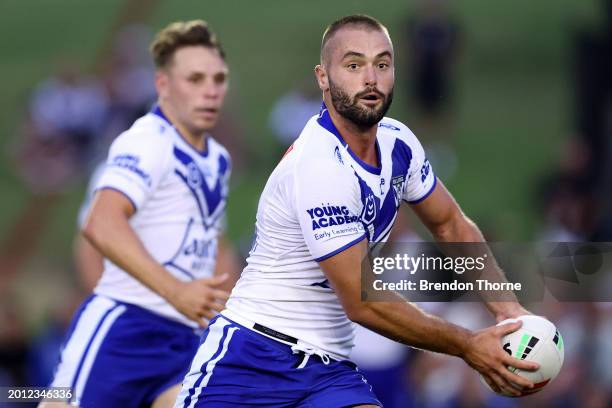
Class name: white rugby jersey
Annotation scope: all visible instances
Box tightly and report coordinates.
[93,106,231,327]
[225,103,436,359]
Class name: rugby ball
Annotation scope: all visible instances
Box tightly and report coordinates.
[481,315,564,396]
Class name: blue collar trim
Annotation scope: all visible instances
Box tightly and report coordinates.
[151,104,209,157]
[316,102,381,175]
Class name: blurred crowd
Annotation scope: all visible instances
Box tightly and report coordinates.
[1,2,612,407]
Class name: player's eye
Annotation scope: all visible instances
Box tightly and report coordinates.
[347,63,359,71]
[188,76,203,84]
[213,73,227,85]
[377,62,389,69]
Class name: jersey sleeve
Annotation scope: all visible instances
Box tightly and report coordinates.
[402,131,437,204]
[214,151,232,233]
[294,159,366,262]
[94,131,171,210]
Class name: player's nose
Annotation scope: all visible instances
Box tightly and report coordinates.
[363,65,378,87]
[202,82,221,99]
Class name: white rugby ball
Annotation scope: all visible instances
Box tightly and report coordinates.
[481,315,564,396]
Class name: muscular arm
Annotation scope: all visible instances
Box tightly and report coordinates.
[214,235,242,292]
[73,233,104,292]
[319,234,538,395]
[410,180,528,321]
[321,239,471,356]
[82,189,181,300]
[82,189,229,324]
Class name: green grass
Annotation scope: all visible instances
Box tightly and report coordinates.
[0,0,601,265]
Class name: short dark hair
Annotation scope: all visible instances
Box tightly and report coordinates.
[320,15,388,63]
[150,20,225,69]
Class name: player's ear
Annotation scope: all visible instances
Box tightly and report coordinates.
[155,70,169,99]
[314,65,328,92]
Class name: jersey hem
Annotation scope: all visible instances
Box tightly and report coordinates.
[313,233,367,262]
[95,186,139,212]
[405,175,437,205]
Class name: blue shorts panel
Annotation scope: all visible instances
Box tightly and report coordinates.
[51,295,200,408]
[176,315,381,408]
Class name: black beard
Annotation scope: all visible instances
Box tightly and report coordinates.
[328,78,393,130]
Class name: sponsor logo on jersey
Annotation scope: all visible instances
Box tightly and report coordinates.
[378,122,401,131]
[334,146,344,165]
[164,218,216,279]
[307,205,360,231]
[110,154,152,186]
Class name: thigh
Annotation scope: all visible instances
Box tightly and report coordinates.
[51,296,199,408]
[298,361,382,408]
[50,296,132,407]
[153,384,181,408]
[175,316,305,408]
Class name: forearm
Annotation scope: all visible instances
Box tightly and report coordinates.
[82,213,180,300]
[433,213,521,318]
[214,237,242,292]
[351,292,471,358]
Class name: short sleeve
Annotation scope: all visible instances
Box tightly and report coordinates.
[294,159,366,262]
[95,131,171,210]
[402,133,437,204]
[77,162,106,228]
[214,152,232,233]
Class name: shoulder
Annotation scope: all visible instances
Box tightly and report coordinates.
[206,136,232,175]
[378,116,428,166]
[378,116,422,148]
[291,116,352,177]
[207,136,231,162]
[110,113,174,154]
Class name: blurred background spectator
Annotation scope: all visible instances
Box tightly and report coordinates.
[403,0,462,181]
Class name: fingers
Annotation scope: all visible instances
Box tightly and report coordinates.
[482,374,502,394]
[502,354,539,372]
[204,273,229,287]
[210,289,230,302]
[186,311,207,328]
[202,308,218,321]
[496,320,522,336]
[498,365,534,390]
[488,370,522,397]
[209,301,226,313]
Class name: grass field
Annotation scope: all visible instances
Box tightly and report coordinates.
[0,0,600,266]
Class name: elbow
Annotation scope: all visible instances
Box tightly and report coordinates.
[431,222,455,242]
[431,212,473,242]
[344,302,373,325]
[81,213,105,248]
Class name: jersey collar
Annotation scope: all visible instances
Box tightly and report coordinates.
[151,104,210,157]
[316,102,381,175]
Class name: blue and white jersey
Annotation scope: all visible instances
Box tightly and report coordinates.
[93,106,231,327]
[225,103,435,359]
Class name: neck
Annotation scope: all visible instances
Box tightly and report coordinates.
[158,100,207,152]
[324,96,378,167]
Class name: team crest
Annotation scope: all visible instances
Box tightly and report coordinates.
[187,162,203,189]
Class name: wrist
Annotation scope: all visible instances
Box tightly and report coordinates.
[159,275,183,304]
[453,327,474,359]
[491,302,528,322]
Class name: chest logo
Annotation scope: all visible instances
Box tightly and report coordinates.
[361,194,377,225]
